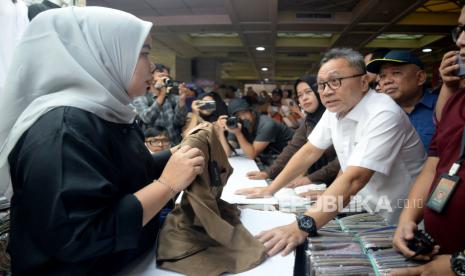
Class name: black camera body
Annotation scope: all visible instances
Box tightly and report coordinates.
[226,117,240,128]
[163,78,180,88]
[407,229,436,255]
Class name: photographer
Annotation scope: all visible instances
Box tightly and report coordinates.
[216,99,294,166]
[132,63,188,145]
[183,91,229,139]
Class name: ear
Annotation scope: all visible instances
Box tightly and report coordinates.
[360,74,370,91]
[417,70,427,86]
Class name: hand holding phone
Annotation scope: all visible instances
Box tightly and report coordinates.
[198,100,216,110]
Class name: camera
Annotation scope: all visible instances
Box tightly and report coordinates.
[226,117,240,128]
[198,100,216,110]
[406,229,436,259]
[456,53,465,77]
[163,77,180,88]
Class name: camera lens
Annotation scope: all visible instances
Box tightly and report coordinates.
[163,78,174,87]
[226,117,238,128]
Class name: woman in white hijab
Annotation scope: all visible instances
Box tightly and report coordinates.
[0,6,204,274]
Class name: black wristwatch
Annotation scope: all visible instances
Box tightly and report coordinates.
[296,214,317,237]
[451,250,465,276]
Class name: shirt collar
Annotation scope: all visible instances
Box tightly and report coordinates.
[342,89,374,122]
[416,88,436,109]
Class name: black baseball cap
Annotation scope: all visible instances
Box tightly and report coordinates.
[366,50,424,74]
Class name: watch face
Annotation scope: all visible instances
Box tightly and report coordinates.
[298,215,314,234]
[454,258,465,275]
[300,216,313,229]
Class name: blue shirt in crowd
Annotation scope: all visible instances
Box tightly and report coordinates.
[407,88,438,150]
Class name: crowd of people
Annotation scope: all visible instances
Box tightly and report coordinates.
[0,2,464,275]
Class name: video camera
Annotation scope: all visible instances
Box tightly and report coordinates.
[163,77,181,88]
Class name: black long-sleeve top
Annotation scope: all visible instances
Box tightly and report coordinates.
[8,107,170,275]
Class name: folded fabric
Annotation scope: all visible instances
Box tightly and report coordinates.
[156,123,267,276]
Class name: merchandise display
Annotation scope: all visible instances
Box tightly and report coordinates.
[305,214,428,276]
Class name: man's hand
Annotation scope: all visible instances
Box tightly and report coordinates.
[235,186,273,198]
[178,83,187,107]
[440,51,462,89]
[390,254,454,276]
[256,221,307,256]
[393,221,440,261]
[246,170,269,180]
[286,175,311,188]
[226,122,242,135]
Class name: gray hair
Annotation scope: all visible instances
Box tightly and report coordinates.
[320,48,366,74]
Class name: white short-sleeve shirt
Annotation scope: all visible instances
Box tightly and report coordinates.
[309,90,426,223]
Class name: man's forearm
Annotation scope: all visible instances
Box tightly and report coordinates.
[305,166,373,229]
[436,85,456,122]
[235,132,257,159]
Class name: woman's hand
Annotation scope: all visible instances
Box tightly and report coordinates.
[191,100,201,115]
[160,145,205,192]
[235,186,273,198]
[297,189,324,200]
[246,170,269,180]
[439,51,462,89]
[286,175,310,188]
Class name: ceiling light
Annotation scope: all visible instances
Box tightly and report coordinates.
[261,67,268,71]
[256,46,265,51]
[422,48,432,53]
[264,78,269,82]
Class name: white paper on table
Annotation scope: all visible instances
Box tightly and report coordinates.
[119,209,296,276]
[221,156,278,205]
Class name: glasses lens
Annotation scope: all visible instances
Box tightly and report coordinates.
[329,79,341,90]
[452,26,463,42]
[146,139,169,146]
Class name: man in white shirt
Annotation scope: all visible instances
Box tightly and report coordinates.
[236,48,426,256]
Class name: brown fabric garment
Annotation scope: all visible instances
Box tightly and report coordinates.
[156,123,267,276]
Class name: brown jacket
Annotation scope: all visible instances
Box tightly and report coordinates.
[264,117,340,183]
[156,123,267,276]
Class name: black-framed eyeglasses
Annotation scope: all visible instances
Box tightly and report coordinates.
[145,139,170,147]
[317,73,365,93]
[452,25,465,43]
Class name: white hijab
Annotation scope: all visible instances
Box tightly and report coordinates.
[0,6,153,198]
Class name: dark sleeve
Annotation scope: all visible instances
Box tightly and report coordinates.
[428,127,440,157]
[308,158,341,184]
[265,122,307,178]
[150,149,172,179]
[12,123,144,263]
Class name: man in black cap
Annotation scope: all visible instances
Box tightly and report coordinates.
[367,50,438,149]
[216,98,294,166]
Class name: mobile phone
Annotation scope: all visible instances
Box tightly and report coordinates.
[456,53,465,77]
[198,100,216,110]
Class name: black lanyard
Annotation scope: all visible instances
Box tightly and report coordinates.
[449,127,465,176]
